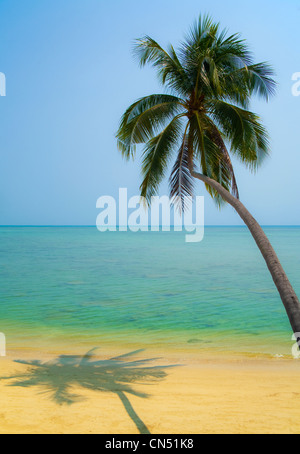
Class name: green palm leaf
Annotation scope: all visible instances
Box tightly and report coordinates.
[140,115,184,203]
[117,94,183,159]
[209,99,269,169]
[169,125,195,212]
[134,37,191,95]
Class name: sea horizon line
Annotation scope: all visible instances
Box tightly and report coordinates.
[1,225,300,228]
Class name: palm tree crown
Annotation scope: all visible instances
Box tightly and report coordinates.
[116,15,276,208]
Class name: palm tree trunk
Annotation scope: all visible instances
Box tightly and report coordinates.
[190,168,300,347]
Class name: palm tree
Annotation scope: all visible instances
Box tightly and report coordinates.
[116,15,300,345]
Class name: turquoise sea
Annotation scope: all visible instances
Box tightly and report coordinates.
[0,227,299,357]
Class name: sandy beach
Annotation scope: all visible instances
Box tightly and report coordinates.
[1,347,300,434]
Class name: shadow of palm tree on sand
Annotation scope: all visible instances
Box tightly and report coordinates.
[0,348,174,434]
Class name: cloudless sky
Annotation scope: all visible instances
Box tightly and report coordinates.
[0,0,299,225]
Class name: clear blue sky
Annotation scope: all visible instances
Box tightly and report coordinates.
[0,0,299,225]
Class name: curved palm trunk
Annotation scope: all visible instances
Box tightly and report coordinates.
[190,169,300,347]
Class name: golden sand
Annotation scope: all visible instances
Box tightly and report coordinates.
[0,347,300,434]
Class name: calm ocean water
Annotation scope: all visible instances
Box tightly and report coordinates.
[0,227,299,357]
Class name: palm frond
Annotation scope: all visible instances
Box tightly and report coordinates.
[140,115,184,203]
[245,63,276,100]
[134,37,191,95]
[169,125,194,212]
[220,63,276,107]
[190,113,208,175]
[190,114,239,205]
[209,99,270,170]
[206,121,239,198]
[116,94,183,159]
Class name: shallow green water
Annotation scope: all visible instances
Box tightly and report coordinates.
[0,227,299,356]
